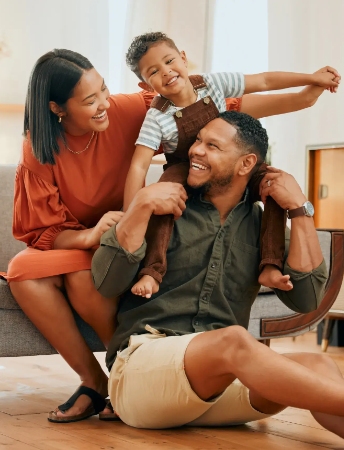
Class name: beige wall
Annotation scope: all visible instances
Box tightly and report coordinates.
[0,0,110,105]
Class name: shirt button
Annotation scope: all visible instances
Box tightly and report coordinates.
[195,321,199,326]
[211,263,216,268]
[203,295,207,301]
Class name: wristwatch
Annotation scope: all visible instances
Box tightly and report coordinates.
[287,201,314,219]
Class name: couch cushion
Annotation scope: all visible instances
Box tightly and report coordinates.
[0,165,26,272]
[0,279,20,309]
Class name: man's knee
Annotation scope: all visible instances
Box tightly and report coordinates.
[213,325,254,369]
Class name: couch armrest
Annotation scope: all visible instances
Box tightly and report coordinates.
[260,229,344,338]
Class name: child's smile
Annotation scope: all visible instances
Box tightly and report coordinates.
[138,42,196,106]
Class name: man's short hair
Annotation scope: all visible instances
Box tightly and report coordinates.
[218,111,268,164]
[126,32,179,81]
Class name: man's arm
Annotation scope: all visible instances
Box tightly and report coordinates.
[92,182,187,297]
[259,168,327,312]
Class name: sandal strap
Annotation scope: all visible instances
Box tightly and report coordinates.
[104,399,114,413]
[58,386,106,414]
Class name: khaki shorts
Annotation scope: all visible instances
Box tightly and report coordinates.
[108,327,272,429]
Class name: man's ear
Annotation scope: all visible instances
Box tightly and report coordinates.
[238,153,257,176]
[138,81,154,92]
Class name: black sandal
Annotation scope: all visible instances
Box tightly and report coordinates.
[98,399,121,421]
[48,386,106,423]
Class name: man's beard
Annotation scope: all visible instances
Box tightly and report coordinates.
[187,172,234,197]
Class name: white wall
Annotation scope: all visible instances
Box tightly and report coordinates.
[266,0,344,190]
[211,0,268,74]
[120,0,216,93]
[0,0,110,104]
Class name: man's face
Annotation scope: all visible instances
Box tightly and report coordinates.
[187,118,243,194]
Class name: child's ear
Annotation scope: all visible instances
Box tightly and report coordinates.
[138,81,154,92]
[180,50,188,67]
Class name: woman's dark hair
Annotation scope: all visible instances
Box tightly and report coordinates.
[24,49,93,164]
[126,32,179,81]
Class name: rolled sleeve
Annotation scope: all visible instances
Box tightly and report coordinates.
[135,111,162,151]
[275,259,328,313]
[92,225,147,298]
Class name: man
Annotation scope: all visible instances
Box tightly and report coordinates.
[92,111,344,438]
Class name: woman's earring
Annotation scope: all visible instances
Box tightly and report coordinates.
[58,116,62,123]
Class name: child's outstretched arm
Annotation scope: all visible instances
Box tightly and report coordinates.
[123,145,155,211]
[244,65,340,95]
[241,84,324,119]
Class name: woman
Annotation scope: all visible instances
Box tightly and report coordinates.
[7,48,330,423]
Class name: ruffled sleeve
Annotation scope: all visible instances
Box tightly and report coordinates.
[13,138,86,250]
[140,89,156,112]
[225,97,242,112]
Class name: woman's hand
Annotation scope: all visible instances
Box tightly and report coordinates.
[86,211,124,247]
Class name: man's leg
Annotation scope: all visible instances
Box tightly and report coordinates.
[184,326,344,436]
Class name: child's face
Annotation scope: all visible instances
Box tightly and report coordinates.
[138,42,189,98]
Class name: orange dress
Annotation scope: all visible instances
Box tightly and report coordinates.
[6,95,241,283]
[6,92,154,282]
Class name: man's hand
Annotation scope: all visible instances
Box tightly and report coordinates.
[312,66,341,92]
[259,167,306,210]
[116,182,188,254]
[134,182,188,220]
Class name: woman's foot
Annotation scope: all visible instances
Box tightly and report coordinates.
[48,376,108,422]
[258,264,293,291]
[131,275,159,298]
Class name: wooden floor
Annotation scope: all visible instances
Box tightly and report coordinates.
[1,333,344,449]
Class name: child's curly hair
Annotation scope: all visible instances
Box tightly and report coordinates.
[126,32,179,81]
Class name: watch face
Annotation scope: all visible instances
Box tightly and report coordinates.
[304,201,314,217]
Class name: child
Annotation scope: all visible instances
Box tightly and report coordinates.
[124,31,339,298]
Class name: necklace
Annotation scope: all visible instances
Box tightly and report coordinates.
[170,88,198,107]
[65,131,95,154]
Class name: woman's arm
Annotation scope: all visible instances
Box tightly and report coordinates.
[123,144,155,211]
[53,210,124,250]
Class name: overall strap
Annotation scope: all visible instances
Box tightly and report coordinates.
[150,75,207,112]
[189,75,207,90]
[150,95,171,113]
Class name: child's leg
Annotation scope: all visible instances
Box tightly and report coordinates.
[132,162,189,298]
[248,164,290,290]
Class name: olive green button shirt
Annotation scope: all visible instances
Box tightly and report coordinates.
[92,193,327,370]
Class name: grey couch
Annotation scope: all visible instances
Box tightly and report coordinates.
[1,164,343,357]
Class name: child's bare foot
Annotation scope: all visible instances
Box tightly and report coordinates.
[131,275,160,298]
[258,264,293,291]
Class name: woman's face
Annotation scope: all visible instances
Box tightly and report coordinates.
[62,68,110,135]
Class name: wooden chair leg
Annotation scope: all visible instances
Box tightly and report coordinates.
[321,318,335,352]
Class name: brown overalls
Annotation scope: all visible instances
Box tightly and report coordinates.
[139,75,286,284]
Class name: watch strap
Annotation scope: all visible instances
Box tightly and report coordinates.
[287,205,306,219]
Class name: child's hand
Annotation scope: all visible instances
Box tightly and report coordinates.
[312,66,341,92]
